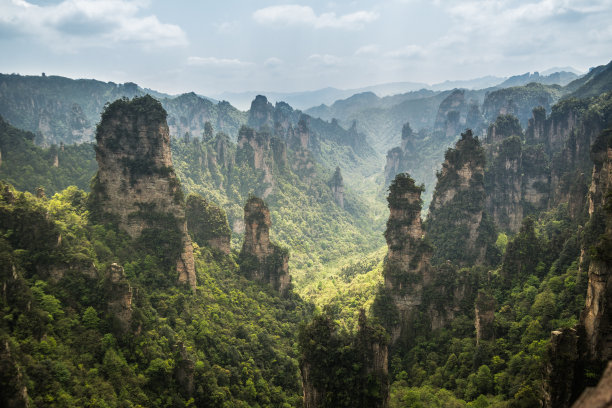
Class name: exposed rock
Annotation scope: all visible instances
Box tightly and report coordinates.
[174,341,195,399]
[329,167,344,209]
[581,129,612,362]
[381,173,432,343]
[248,95,275,131]
[287,119,316,178]
[572,361,612,408]
[90,95,196,291]
[427,130,498,265]
[525,106,547,145]
[300,310,389,408]
[544,328,579,408]
[545,129,612,407]
[434,90,466,139]
[384,123,418,186]
[186,194,231,255]
[239,196,290,294]
[486,135,524,232]
[475,291,496,345]
[0,339,29,408]
[106,263,133,333]
[236,125,287,198]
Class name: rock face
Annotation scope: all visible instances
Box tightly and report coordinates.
[0,339,30,408]
[236,125,287,198]
[484,113,551,233]
[384,123,418,186]
[545,129,612,408]
[434,89,467,139]
[475,291,496,345]
[106,263,133,333]
[239,196,290,294]
[300,310,389,408]
[427,130,498,266]
[581,129,612,362]
[544,328,580,408]
[571,361,612,408]
[381,173,432,342]
[185,194,231,255]
[482,82,558,127]
[287,119,316,178]
[90,95,196,291]
[329,167,344,209]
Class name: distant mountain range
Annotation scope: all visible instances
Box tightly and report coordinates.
[215,69,582,110]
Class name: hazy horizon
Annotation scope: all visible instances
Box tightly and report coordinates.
[1,0,610,97]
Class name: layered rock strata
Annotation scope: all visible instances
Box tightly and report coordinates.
[90,95,196,290]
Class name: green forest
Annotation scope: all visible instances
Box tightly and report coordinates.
[1,58,612,408]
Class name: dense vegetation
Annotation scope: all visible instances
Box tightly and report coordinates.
[0,182,311,407]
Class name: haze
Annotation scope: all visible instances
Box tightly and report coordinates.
[1,0,611,98]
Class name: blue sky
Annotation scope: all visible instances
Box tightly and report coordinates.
[1,0,611,97]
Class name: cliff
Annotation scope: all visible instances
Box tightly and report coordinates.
[581,128,612,362]
[89,95,196,291]
[236,125,287,198]
[434,89,466,139]
[482,82,561,127]
[426,130,498,266]
[378,173,432,342]
[484,113,551,233]
[545,128,612,408]
[299,310,389,408]
[239,196,290,294]
[186,194,231,254]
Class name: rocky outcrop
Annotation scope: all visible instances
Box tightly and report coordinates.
[545,129,612,408]
[427,130,498,265]
[384,123,417,185]
[248,95,276,131]
[581,128,612,362]
[571,361,612,408]
[544,328,580,408]
[90,95,196,291]
[186,194,231,255]
[239,196,290,294]
[482,82,558,127]
[287,119,316,178]
[381,173,432,342]
[106,263,133,333]
[236,125,287,198]
[300,310,389,408]
[475,291,496,345]
[434,89,466,139]
[484,113,552,232]
[0,339,29,408]
[329,167,344,209]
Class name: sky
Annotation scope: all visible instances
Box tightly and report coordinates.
[1,0,611,97]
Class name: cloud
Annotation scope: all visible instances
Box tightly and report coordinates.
[253,5,378,29]
[307,54,342,66]
[264,57,283,67]
[0,0,187,50]
[187,56,253,68]
[355,44,380,55]
[215,21,238,34]
[384,45,424,58]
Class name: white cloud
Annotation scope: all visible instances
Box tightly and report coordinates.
[264,57,283,67]
[187,56,253,68]
[355,44,380,55]
[0,0,187,50]
[253,5,378,30]
[384,45,424,58]
[215,21,238,34]
[307,54,342,66]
